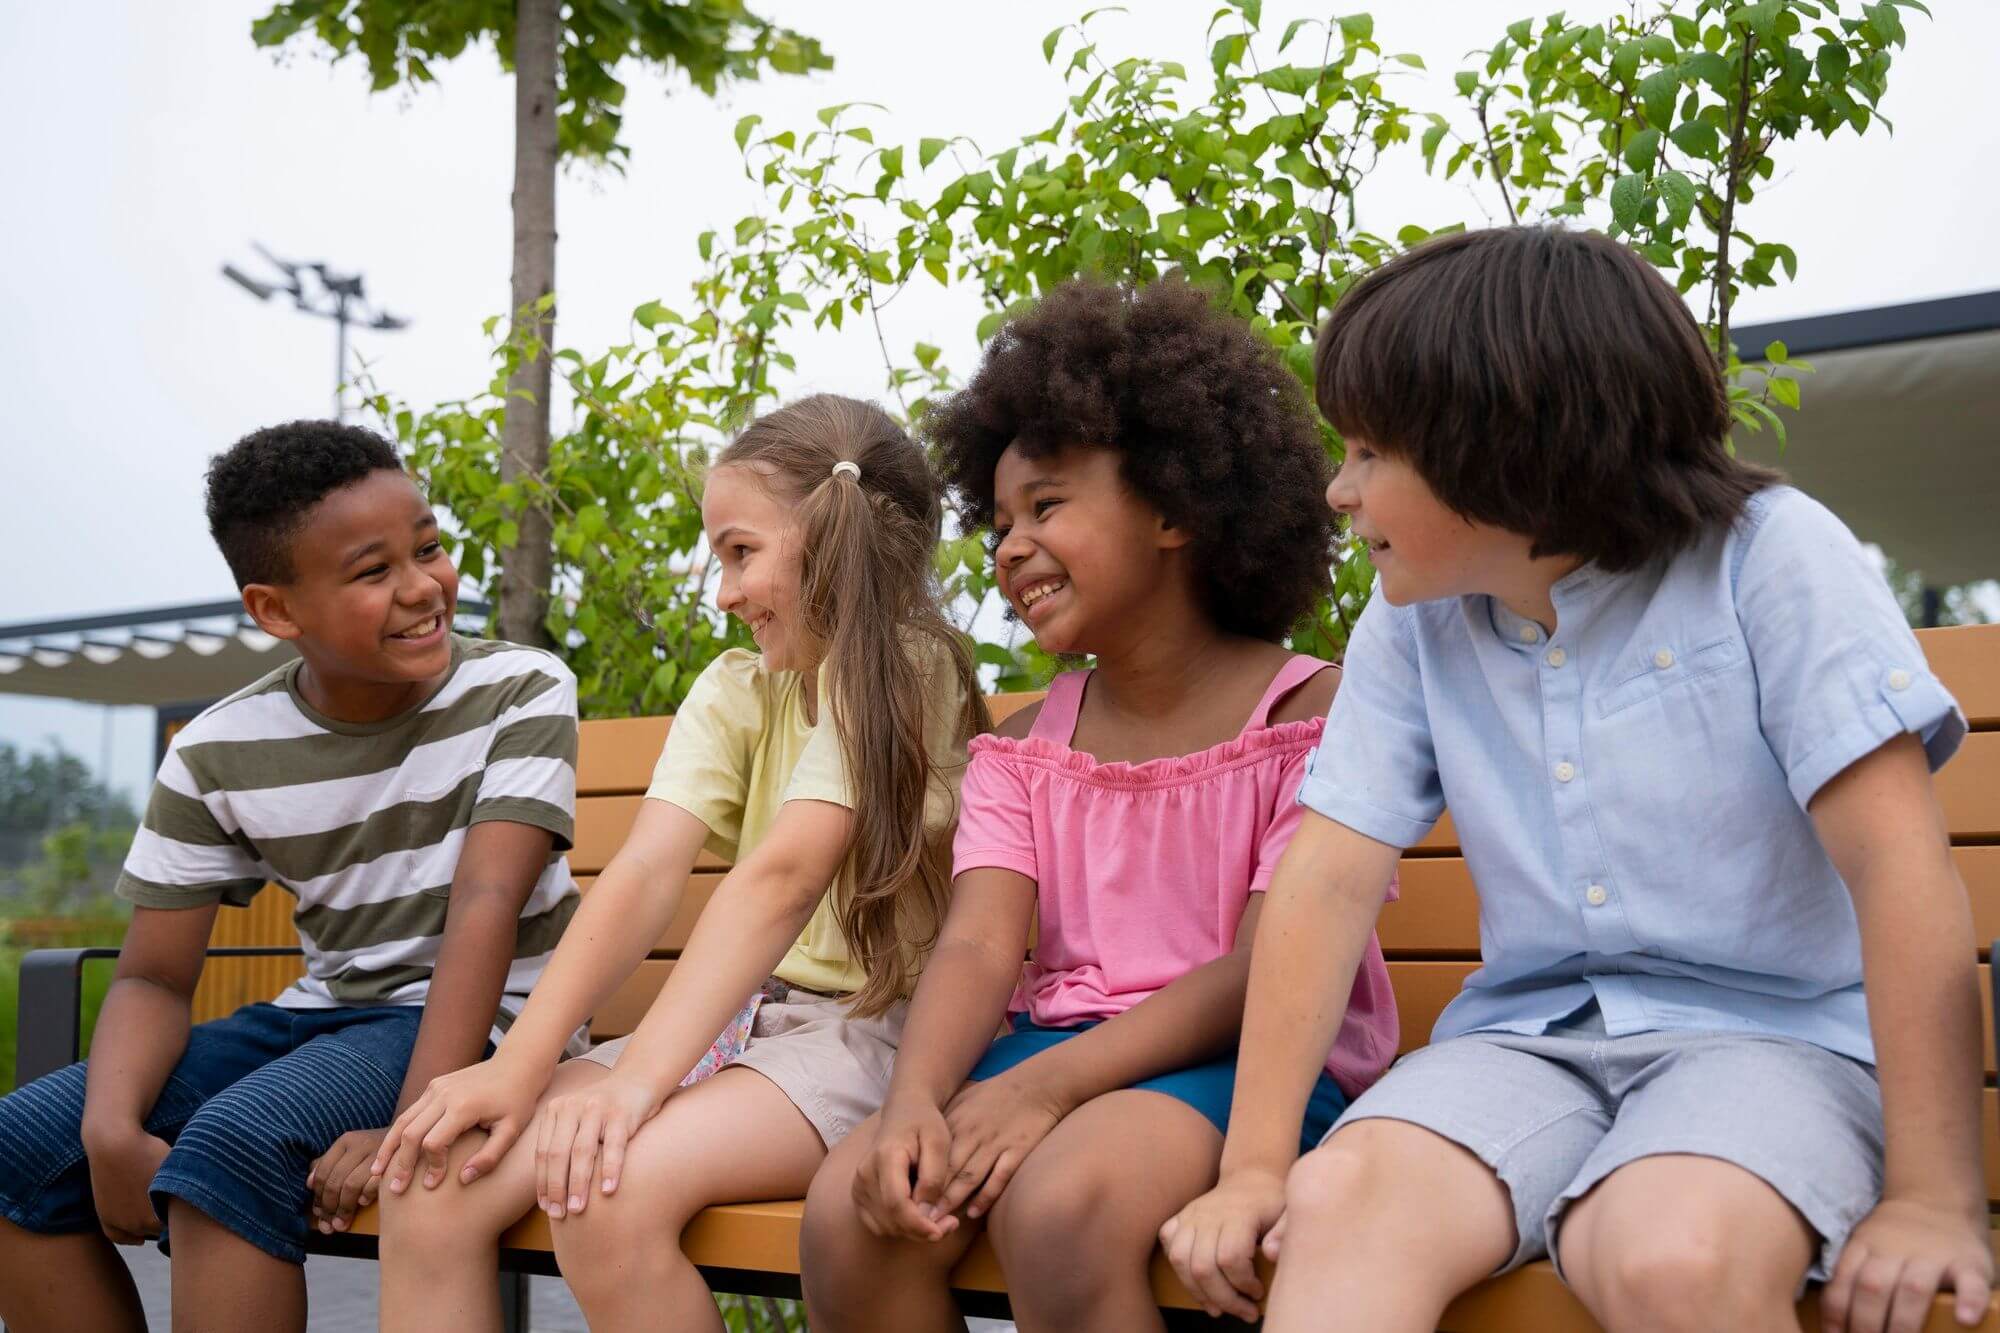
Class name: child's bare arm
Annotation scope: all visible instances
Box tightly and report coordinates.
[857,866,1035,1239]
[1162,812,1400,1320]
[375,799,707,1190]
[79,903,218,1240]
[1810,733,1993,1330]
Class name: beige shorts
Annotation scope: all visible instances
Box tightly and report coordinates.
[574,992,906,1149]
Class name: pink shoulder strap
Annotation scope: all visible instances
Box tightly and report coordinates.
[1245,654,1335,733]
[1029,669,1091,745]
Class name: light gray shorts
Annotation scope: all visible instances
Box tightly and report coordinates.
[1327,1008,1884,1281]
[575,993,906,1150]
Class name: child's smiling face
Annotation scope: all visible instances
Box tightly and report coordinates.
[991,442,1188,656]
[245,469,460,715]
[1327,439,1541,608]
[704,463,813,672]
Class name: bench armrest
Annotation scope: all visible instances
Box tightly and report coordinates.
[15,946,306,1089]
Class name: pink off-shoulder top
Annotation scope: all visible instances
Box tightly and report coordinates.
[951,655,1401,1098]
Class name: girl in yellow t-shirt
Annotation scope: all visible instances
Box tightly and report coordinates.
[369,394,987,1331]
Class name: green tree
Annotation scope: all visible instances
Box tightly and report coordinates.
[379,0,1928,714]
[0,741,135,869]
[251,0,829,647]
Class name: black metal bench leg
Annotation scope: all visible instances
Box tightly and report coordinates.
[499,1271,530,1333]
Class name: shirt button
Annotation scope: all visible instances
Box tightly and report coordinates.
[1888,669,1912,691]
[1653,649,1675,669]
[1545,648,1567,668]
[1554,761,1576,783]
[1519,624,1541,644]
[1585,884,1608,907]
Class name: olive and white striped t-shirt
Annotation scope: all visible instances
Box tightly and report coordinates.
[117,636,583,1049]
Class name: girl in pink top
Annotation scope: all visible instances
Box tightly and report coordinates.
[802,279,1399,1333]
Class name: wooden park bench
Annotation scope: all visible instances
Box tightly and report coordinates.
[15,622,2000,1329]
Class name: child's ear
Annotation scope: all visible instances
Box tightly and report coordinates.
[1156,516,1193,551]
[242,585,303,641]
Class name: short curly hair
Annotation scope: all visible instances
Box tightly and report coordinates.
[929,278,1335,642]
[205,419,406,587]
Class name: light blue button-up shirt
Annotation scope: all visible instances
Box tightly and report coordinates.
[1298,487,1965,1064]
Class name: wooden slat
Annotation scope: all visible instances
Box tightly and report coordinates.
[190,884,306,1023]
[572,795,729,877]
[343,1199,2000,1328]
[1922,624,2000,730]
[591,959,676,1038]
[1942,732,2000,841]
[987,691,1046,727]
[576,716,673,795]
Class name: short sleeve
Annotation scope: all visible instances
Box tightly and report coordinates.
[1250,745,1313,892]
[783,689,855,811]
[117,743,266,910]
[1296,591,1444,848]
[473,657,579,850]
[951,746,1039,882]
[645,651,766,857]
[1734,489,1966,809]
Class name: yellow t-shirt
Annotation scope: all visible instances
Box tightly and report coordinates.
[644,647,969,996]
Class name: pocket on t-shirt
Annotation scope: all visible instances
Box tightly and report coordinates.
[1595,636,1747,718]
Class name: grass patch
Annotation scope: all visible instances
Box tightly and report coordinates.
[1,932,126,1092]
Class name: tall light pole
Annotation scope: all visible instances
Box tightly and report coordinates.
[222,244,410,421]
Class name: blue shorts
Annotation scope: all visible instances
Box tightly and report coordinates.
[969,1017,1349,1153]
[0,1002,424,1264]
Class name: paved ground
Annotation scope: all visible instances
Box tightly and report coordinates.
[126,1245,1016,1330]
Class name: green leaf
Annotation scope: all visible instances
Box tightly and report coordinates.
[633,299,669,328]
[1769,374,1801,409]
[1609,172,1645,229]
[1043,25,1064,63]
[733,114,761,150]
[1764,339,1790,363]
[1638,69,1680,127]
[1669,120,1721,159]
[1624,127,1662,173]
[1506,18,1533,46]
[1657,169,1697,224]
[919,137,948,169]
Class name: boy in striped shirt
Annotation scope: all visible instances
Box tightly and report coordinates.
[0,421,582,1333]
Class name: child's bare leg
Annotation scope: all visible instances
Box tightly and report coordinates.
[378,1059,609,1333]
[1558,1154,1813,1333]
[799,1114,979,1333]
[986,1090,1225,1333]
[551,1067,827,1333]
[166,1201,306,1333]
[1264,1119,1518,1333]
[0,1219,146,1333]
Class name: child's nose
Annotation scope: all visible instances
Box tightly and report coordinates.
[1326,470,1357,514]
[995,529,1034,568]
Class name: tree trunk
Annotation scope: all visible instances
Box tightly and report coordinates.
[498,0,559,648]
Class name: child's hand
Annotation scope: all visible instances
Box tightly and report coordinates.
[308,1128,386,1234]
[1159,1167,1287,1323]
[82,1125,171,1245]
[1821,1193,1994,1333]
[373,1056,543,1195]
[934,1071,1069,1221]
[533,1073,665,1219]
[854,1095,956,1242]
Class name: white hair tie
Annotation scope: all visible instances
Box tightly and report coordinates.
[831,461,861,482]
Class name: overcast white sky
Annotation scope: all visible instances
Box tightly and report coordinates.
[4,0,1997,805]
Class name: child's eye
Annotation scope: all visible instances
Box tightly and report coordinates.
[733,544,752,560]
[358,565,389,580]
[1033,498,1060,518]
[418,542,443,558]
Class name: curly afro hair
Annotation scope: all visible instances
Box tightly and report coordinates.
[205,419,406,588]
[929,278,1335,642]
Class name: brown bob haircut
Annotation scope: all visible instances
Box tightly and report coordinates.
[1315,226,1780,572]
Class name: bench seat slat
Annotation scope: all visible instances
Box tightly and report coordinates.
[1926,625,2000,731]
[336,1199,2000,1327]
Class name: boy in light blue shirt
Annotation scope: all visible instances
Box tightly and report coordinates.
[1163,227,1990,1333]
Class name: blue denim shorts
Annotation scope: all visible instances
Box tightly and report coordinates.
[0,1002,423,1264]
[969,1016,1349,1153]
